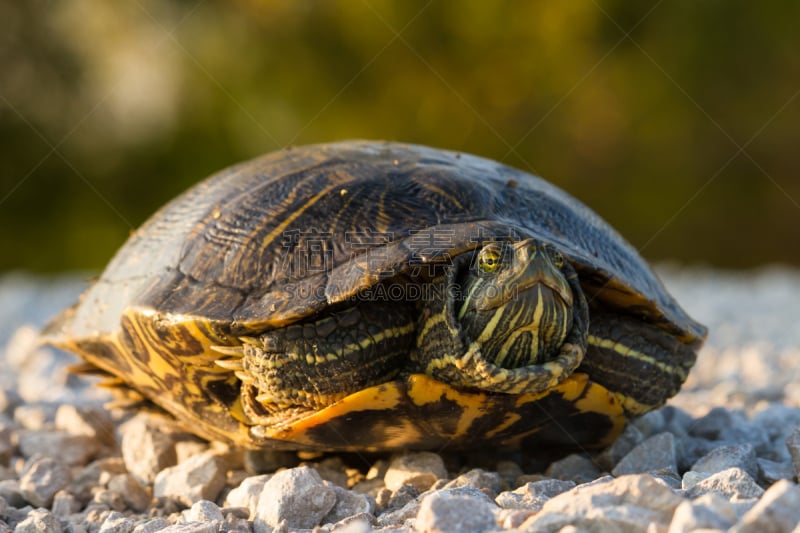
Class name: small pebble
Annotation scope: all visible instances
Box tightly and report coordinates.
[185,500,224,522]
[612,432,678,476]
[692,443,758,480]
[0,479,25,507]
[385,483,419,510]
[54,404,115,445]
[415,488,497,533]
[686,467,765,500]
[224,474,271,517]
[384,452,448,492]
[13,508,60,533]
[120,414,179,485]
[730,479,800,532]
[17,430,98,467]
[495,478,575,511]
[153,452,227,506]
[254,465,336,530]
[689,406,737,440]
[329,513,373,533]
[322,485,372,524]
[107,473,151,512]
[442,469,503,497]
[12,405,53,431]
[522,474,682,532]
[720,423,772,455]
[51,489,81,517]
[98,511,136,533]
[375,495,421,528]
[18,455,71,508]
[69,458,127,503]
[681,470,711,490]
[668,492,737,533]
[757,457,794,485]
[544,453,601,484]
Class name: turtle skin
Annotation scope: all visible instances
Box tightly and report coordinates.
[44,141,706,451]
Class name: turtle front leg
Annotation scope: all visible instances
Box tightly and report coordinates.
[580,308,699,415]
[236,300,416,424]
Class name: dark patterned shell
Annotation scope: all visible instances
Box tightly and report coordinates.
[57,141,705,344]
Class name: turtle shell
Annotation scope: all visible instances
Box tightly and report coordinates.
[46,141,706,451]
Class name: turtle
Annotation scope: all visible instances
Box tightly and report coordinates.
[44,140,706,452]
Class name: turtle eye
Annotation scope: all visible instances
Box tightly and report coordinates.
[478,245,503,273]
[552,250,565,268]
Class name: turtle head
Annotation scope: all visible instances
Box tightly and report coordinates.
[456,239,575,369]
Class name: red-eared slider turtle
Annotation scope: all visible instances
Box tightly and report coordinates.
[45,141,706,451]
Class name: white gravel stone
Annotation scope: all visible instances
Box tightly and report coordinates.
[681,469,711,490]
[5,255,800,531]
[12,508,60,533]
[107,473,151,513]
[689,406,737,440]
[185,499,224,522]
[224,474,271,518]
[382,483,419,511]
[0,479,25,508]
[153,452,227,507]
[120,413,179,485]
[415,488,497,533]
[692,443,758,480]
[757,457,794,485]
[54,404,115,445]
[544,453,601,484]
[495,479,575,511]
[51,489,81,517]
[730,479,800,532]
[376,497,420,528]
[254,465,336,530]
[384,452,448,492]
[322,485,373,525]
[98,511,136,533]
[612,432,678,476]
[522,474,683,532]
[18,455,71,508]
[17,430,98,467]
[442,469,502,498]
[686,467,765,500]
[69,457,127,502]
[12,405,54,431]
[668,492,737,533]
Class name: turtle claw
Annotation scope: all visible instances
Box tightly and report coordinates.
[210,345,244,357]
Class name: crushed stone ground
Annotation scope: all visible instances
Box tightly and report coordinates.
[1,267,800,532]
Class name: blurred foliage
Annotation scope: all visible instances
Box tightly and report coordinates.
[1,0,798,272]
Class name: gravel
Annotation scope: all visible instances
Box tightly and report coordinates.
[1,266,800,532]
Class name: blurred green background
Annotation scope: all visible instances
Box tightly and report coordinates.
[1,0,798,273]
